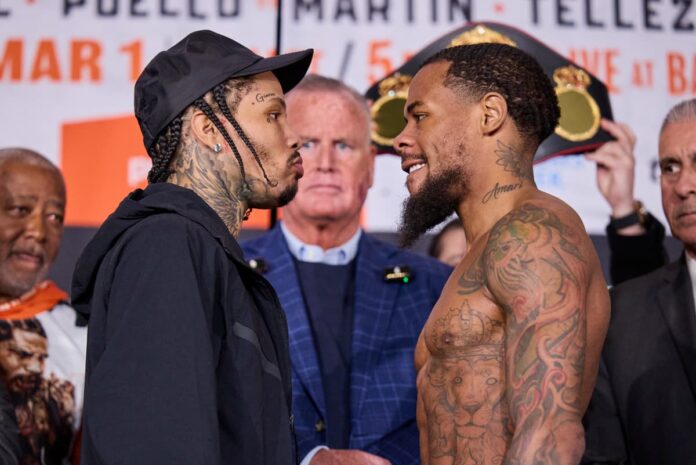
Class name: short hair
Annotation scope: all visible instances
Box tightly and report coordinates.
[291,74,370,117]
[660,98,696,134]
[289,74,371,143]
[0,319,47,343]
[0,148,64,190]
[422,43,560,149]
[0,148,59,172]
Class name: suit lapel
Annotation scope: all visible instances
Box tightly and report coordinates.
[261,226,326,416]
[350,235,400,424]
[657,257,696,399]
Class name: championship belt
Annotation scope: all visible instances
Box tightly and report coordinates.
[365,22,614,163]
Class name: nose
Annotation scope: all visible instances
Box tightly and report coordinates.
[675,165,696,198]
[24,211,47,243]
[26,355,43,375]
[286,124,300,152]
[316,142,336,172]
[393,125,415,157]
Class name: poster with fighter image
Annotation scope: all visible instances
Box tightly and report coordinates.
[1,0,695,233]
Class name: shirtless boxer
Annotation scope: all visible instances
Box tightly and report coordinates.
[394,44,610,465]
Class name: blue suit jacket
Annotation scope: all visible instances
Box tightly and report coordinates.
[242,225,451,465]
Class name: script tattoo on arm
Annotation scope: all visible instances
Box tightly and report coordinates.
[483,203,587,465]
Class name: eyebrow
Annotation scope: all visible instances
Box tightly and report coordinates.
[405,100,424,116]
[266,96,286,110]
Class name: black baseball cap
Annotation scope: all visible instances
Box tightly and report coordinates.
[135,30,313,151]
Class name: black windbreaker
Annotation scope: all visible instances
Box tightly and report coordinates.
[72,183,295,465]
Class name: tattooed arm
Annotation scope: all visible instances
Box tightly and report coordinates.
[484,203,588,465]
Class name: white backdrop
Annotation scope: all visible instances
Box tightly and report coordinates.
[1,0,695,232]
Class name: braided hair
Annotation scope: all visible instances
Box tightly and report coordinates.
[212,84,275,186]
[146,77,276,186]
[147,115,182,183]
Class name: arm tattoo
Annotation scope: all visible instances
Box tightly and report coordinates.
[483,203,587,465]
[494,140,534,182]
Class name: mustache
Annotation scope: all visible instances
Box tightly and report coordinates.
[10,246,46,264]
[674,201,696,218]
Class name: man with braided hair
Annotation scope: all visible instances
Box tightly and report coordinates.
[393,44,610,465]
[71,30,312,465]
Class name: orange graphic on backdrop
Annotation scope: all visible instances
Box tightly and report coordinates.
[61,115,270,229]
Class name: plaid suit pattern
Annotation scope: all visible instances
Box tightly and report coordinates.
[242,225,451,465]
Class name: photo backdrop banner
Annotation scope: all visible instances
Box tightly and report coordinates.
[1,0,694,233]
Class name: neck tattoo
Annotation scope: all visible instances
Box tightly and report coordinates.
[482,181,523,204]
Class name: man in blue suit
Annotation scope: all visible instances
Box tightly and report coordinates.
[242,75,451,465]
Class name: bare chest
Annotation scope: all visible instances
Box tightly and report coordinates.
[422,255,505,359]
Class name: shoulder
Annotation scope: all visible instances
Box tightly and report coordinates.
[482,198,594,304]
[123,213,217,251]
[108,214,227,277]
[484,198,588,262]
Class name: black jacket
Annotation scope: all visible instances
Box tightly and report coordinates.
[583,257,696,465]
[72,184,295,465]
[606,213,669,285]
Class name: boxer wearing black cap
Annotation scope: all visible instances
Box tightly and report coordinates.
[394,44,610,465]
[71,30,312,465]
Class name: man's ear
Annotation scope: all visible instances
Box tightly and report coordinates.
[480,92,508,136]
[190,108,222,150]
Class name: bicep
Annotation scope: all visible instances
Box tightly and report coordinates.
[484,204,588,438]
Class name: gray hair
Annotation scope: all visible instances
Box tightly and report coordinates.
[0,148,64,190]
[289,75,371,142]
[0,147,59,171]
[660,98,696,134]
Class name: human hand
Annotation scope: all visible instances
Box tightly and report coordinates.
[310,449,391,465]
[585,119,637,218]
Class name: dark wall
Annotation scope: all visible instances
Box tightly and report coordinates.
[49,226,684,296]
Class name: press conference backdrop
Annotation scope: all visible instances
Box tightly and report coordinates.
[0,1,694,288]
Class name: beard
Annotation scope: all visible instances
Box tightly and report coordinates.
[398,168,468,247]
[276,180,298,207]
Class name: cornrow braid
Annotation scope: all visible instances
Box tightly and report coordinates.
[147,115,182,183]
[212,84,276,187]
[192,98,247,182]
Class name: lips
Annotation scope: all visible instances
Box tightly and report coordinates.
[289,153,304,178]
[401,155,428,175]
[9,249,44,271]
